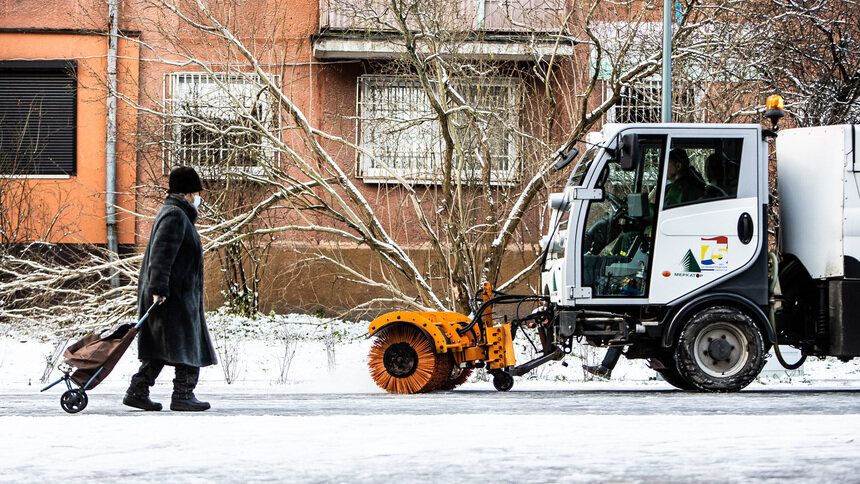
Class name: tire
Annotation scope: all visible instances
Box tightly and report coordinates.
[674,306,765,392]
[60,389,88,414]
[650,357,697,391]
[656,366,697,391]
[492,371,514,392]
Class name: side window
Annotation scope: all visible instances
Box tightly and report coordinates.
[663,138,743,208]
[581,135,664,297]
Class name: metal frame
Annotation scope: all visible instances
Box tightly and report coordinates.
[356,74,521,185]
[162,71,281,178]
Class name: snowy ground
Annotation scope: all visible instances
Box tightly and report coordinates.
[1,313,860,482]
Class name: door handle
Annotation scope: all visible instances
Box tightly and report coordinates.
[738,212,753,244]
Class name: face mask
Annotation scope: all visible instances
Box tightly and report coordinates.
[192,194,202,209]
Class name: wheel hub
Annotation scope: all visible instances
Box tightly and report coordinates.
[707,337,733,361]
[383,342,419,378]
[693,323,749,378]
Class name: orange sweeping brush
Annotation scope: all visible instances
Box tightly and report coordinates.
[438,367,472,391]
[368,325,451,394]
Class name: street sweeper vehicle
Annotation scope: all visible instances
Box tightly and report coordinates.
[366,96,860,393]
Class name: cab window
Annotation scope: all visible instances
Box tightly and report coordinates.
[663,138,743,209]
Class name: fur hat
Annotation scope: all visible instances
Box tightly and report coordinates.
[167,166,203,194]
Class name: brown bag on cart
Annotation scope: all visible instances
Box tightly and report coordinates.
[63,323,139,390]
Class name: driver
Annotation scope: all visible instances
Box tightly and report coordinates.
[664,149,706,207]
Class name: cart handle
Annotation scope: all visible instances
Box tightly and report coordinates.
[135,297,165,329]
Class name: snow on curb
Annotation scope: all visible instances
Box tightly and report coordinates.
[1,310,859,392]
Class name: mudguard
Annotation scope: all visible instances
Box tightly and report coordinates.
[368,311,473,353]
[662,292,776,348]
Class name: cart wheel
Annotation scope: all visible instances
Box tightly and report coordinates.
[492,371,514,392]
[60,389,88,414]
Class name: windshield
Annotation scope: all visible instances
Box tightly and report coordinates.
[565,146,601,188]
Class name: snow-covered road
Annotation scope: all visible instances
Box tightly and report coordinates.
[3,386,860,417]
[2,386,859,483]
[2,333,859,482]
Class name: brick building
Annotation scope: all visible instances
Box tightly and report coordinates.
[1,0,684,313]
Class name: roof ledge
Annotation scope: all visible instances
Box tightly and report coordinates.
[312,34,574,61]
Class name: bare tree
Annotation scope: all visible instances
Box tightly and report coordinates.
[2,0,792,327]
[753,0,859,126]
[119,0,728,317]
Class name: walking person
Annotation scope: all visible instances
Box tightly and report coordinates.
[124,167,217,412]
[583,347,623,379]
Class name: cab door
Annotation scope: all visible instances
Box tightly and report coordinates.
[572,134,665,304]
[648,127,762,304]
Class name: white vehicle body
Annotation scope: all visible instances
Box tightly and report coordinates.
[777,125,860,279]
[535,122,859,392]
[542,123,768,308]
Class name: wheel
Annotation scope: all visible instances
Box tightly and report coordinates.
[649,357,697,391]
[368,325,451,394]
[655,366,698,391]
[674,306,766,392]
[438,366,473,391]
[60,389,88,414]
[492,371,514,392]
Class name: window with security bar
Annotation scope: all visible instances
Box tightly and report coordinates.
[357,75,519,184]
[607,81,698,123]
[164,72,277,177]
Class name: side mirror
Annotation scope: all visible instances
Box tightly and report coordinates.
[554,148,579,172]
[618,133,639,171]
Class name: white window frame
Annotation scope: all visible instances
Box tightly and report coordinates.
[163,71,279,178]
[356,74,520,185]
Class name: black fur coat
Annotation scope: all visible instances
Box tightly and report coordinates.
[137,195,217,367]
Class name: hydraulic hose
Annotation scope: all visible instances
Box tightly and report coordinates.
[457,293,549,337]
[768,251,807,370]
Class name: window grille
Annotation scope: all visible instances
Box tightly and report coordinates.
[607,81,662,123]
[164,72,277,177]
[607,81,699,124]
[357,75,519,184]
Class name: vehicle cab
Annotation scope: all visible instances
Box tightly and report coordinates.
[542,123,769,315]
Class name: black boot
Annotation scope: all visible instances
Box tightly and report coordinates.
[124,360,164,411]
[583,364,612,379]
[123,394,163,411]
[171,365,210,412]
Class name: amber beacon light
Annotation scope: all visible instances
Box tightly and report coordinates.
[764,94,785,130]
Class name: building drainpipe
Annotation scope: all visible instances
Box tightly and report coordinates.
[106,0,120,287]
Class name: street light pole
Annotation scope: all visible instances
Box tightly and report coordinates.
[661,0,672,123]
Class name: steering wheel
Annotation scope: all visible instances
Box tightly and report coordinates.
[605,192,626,216]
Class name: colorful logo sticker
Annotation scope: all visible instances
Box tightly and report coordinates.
[675,250,703,278]
[681,250,701,272]
[700,236,729,271]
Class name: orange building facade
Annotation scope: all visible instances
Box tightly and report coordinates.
[1,0,660,312]
[1,1,141,245]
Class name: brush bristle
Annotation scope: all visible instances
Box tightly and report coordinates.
[368,325,439,394]
[438,367,472,391]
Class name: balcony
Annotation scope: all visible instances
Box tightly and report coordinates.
[320,0,566,32]
[314,0,573,61]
